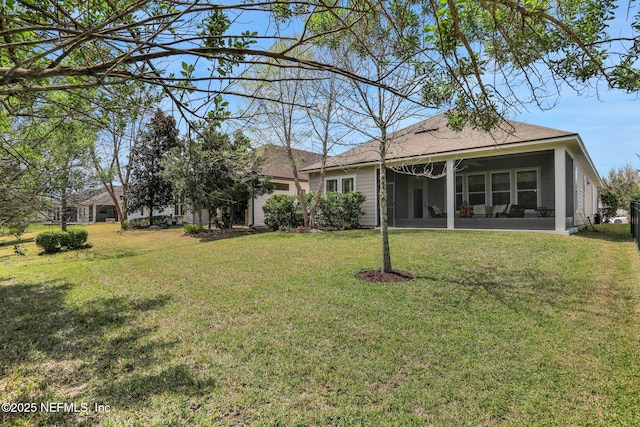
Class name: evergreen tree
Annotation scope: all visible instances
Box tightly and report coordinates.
[127,110,179,225]
[163,121,269,229]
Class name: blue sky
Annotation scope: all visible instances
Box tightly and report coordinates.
[181,4,640,178]
[511,88,639,177]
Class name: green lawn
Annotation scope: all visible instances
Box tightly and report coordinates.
[1,224,639,426]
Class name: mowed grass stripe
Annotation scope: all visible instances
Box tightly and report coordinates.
[0,223,638,426]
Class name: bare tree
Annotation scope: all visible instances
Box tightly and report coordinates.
[90,86,160,229]
[242,42,316,227]
[311,1,432,273]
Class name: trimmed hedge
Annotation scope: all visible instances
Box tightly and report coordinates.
[183,224,203,234]
[35,229,89,253]
[316,192,366,230]
[263,194,308,231]
[263,192,366,231]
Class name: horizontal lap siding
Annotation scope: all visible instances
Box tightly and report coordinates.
[309,167,378,227]
[573,165,596,227]
[252,179,303,227]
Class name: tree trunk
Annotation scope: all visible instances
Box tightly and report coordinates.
[308,128,329,229]
[149,203,154,226]
[379,160,392,273]
[60,193,68,232]
[285,146,309,228]
[105,183,127,230]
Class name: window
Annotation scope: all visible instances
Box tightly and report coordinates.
[456,175,463,208]
[491,172,511,205]
[516,170,538,209]
[325,176,355,194]
[274,182,290,191]
[467,174,486,205]
[341,177,354,193]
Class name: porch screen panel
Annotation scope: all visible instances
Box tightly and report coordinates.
[456,176,463,208]
[491,172,511,205]
[467,174,486,205]
[517,170,537,209]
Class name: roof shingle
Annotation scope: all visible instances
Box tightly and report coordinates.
[303,114,576,170]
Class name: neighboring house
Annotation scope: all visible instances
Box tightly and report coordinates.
[79,186,187,224]
[79,145,324,227]
[77,186,123,223]
[42,198,79,224]
[248,144,325,227]
[301,113,602,233]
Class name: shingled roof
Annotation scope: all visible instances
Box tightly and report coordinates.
[82,186,123,205]
[255,144,325,181]
[302,113,577,171]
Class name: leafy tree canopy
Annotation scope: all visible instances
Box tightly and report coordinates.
[126,109,179,224]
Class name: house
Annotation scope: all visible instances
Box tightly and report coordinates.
[77,186,124,223]
[78,186,188,224]
[301,114,602,233]
[248,144,325,227]
[79,145,323,227]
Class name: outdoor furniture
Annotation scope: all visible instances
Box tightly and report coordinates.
[428,206,446,218]
[459,206,472,218]
[536,206,554,217]
[492,204,508,217]
[506,204,525,217]
[473,204,494,217]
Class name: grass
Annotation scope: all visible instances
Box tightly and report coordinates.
[1,223,639,426]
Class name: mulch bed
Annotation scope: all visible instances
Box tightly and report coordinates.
[355,269,414,283]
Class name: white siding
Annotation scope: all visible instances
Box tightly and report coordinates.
[573,165,597,227]
[128,206,172,220]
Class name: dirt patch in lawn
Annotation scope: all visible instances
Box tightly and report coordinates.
[356,269,414,283]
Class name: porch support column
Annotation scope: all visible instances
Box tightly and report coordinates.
[554,146,567,231]
[446,159,455,229]
[93,204,97,223]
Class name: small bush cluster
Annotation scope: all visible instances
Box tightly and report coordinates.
[316,192,366,230]
[263,192,366,231]
[183,224,204,234]
[262,194,310,231]
[35,229,89,253]
[128,215,181,229]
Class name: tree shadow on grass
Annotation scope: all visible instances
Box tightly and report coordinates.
[0,237,35,248]
[572,223,634,243]
[414,264,574,315]
[0,281,215,425]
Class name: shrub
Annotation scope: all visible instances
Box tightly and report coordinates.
[66,229,89,249]
[263,194,304,231]
[35,229,89,253]
[317,192,366,230]
[263,192,366,231]
[35,231,65,253]
[183,224,203,234]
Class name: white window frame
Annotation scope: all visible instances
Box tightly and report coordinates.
[457,167,541,208]
[490,171,512,205]
[324,175,356,194]
[466,173,486,206]
[515,168,540,209]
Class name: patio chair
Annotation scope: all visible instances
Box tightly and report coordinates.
[472,204,494,217]
[428,206,446,218]
[506,204,525,217]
